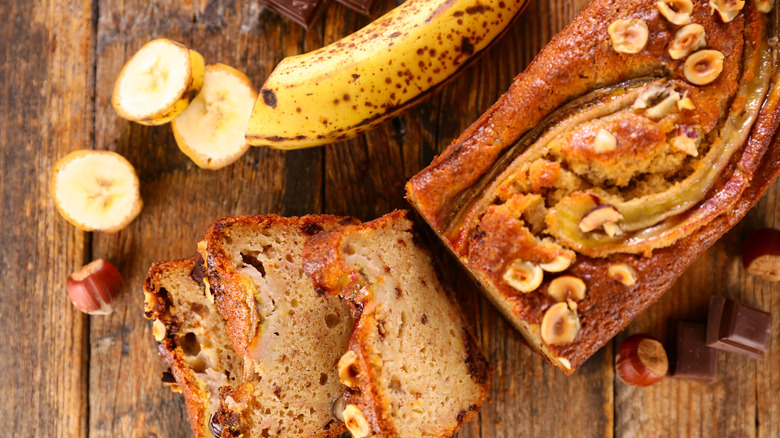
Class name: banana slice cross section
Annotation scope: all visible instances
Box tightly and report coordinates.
[172,64,258,169]
[50,150,143,232]
[112,38,205,125]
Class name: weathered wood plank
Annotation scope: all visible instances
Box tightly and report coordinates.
[88,1,324,436]
[0,0,94,437]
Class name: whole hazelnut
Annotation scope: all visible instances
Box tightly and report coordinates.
[338,350,361,388]
[539,254,575,273]
[541,301,581,345]
[742,228,780,281]
[616,334,669,386]
[684,50,725,86]
[547,275,587,302]
[668,24,706,60]
[608,19,649,54]
[66,258,123,315]
[709,0,745,22]
[657,0,693,25]
[503,260,544,293]
[343,404,370,437]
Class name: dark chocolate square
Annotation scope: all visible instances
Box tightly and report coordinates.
[670,320,718,382]
[706,296,771,358]
[261,0,327,28]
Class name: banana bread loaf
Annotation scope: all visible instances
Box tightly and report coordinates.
[406,0,780,373]
[198,215,358,437]
[303,210,491,438]
[143,257,242,438]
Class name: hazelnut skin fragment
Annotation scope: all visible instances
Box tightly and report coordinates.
[669,24,706,60]
[607,263,638,286]
[616,334,669,386]
[608,19,649,54]
[343,404,371,438]
[541,301,581,345]
[547,275,587,302]
[338,350,361,388]
[684,50,725,86]
[657,0,694,25]
[742,228,780,281]
[503,260,544,293]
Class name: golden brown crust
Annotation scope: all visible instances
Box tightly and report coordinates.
[303,210,492,437]
[406,0,780,373]
[143,258,221,438]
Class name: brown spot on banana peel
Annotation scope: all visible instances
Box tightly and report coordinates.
[262,89,277,108]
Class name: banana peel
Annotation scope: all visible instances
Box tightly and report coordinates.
[246,0,530,149]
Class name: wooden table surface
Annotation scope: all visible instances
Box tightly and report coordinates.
[2,0,779,436]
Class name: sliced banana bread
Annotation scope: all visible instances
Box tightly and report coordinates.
[303,210,491,438]
[143,257,242,438]
[199,215,358,437]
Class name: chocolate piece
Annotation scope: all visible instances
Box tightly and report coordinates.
[669,320,718,382]
[335,0,379,16]
[261,0,327,28]
[706,296,772,358]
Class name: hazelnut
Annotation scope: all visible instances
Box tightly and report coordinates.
[657,0,693,25]
[66,258,123,315]
[669,24,706,60]
[539,254,575,273]
[343,404,370,438]
[677,95,695,111]
[338,350,360,388]
[670,125,702,156]
[547,275,587,302]
[684,50,725,86]
[541,301,581,345]
[645,92,681,119]
[742,228,780,281]
[592,128,617,153]
[616,334,669,386]
[579,204,623,234]
[607,263,638,286]
[558,357,572,370]
[608,19,649,54]
[709,0,745,22]
[153,319,167,342]
[332,395,346,422]
[757,0,774,13]
[503,260,544,293]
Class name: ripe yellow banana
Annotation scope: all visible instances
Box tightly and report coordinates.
[246,0,529,149]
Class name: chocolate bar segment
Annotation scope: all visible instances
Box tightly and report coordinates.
[334,0,379,16]
[706,296,772,358]
[670,321,718,382]
[261,0,327,28]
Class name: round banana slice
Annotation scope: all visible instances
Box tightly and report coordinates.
[112,38,205,126]
[171,64,258,170]
[50,150,143,232]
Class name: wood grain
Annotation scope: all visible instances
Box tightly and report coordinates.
[1,0,779,436]
[0,1,93,437]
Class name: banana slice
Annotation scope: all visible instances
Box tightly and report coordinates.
[112,39,205,126]
[50,150,143,232]
[171,64,258,170]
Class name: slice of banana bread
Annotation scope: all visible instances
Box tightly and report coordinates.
[199,215,358,437]
[303,210,491,438]
[143,257,242,438]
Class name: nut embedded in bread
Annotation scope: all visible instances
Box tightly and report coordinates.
[406,0,780,373]
[143,257,242,438]
[303,210,492,438]
[199,215,358,437]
